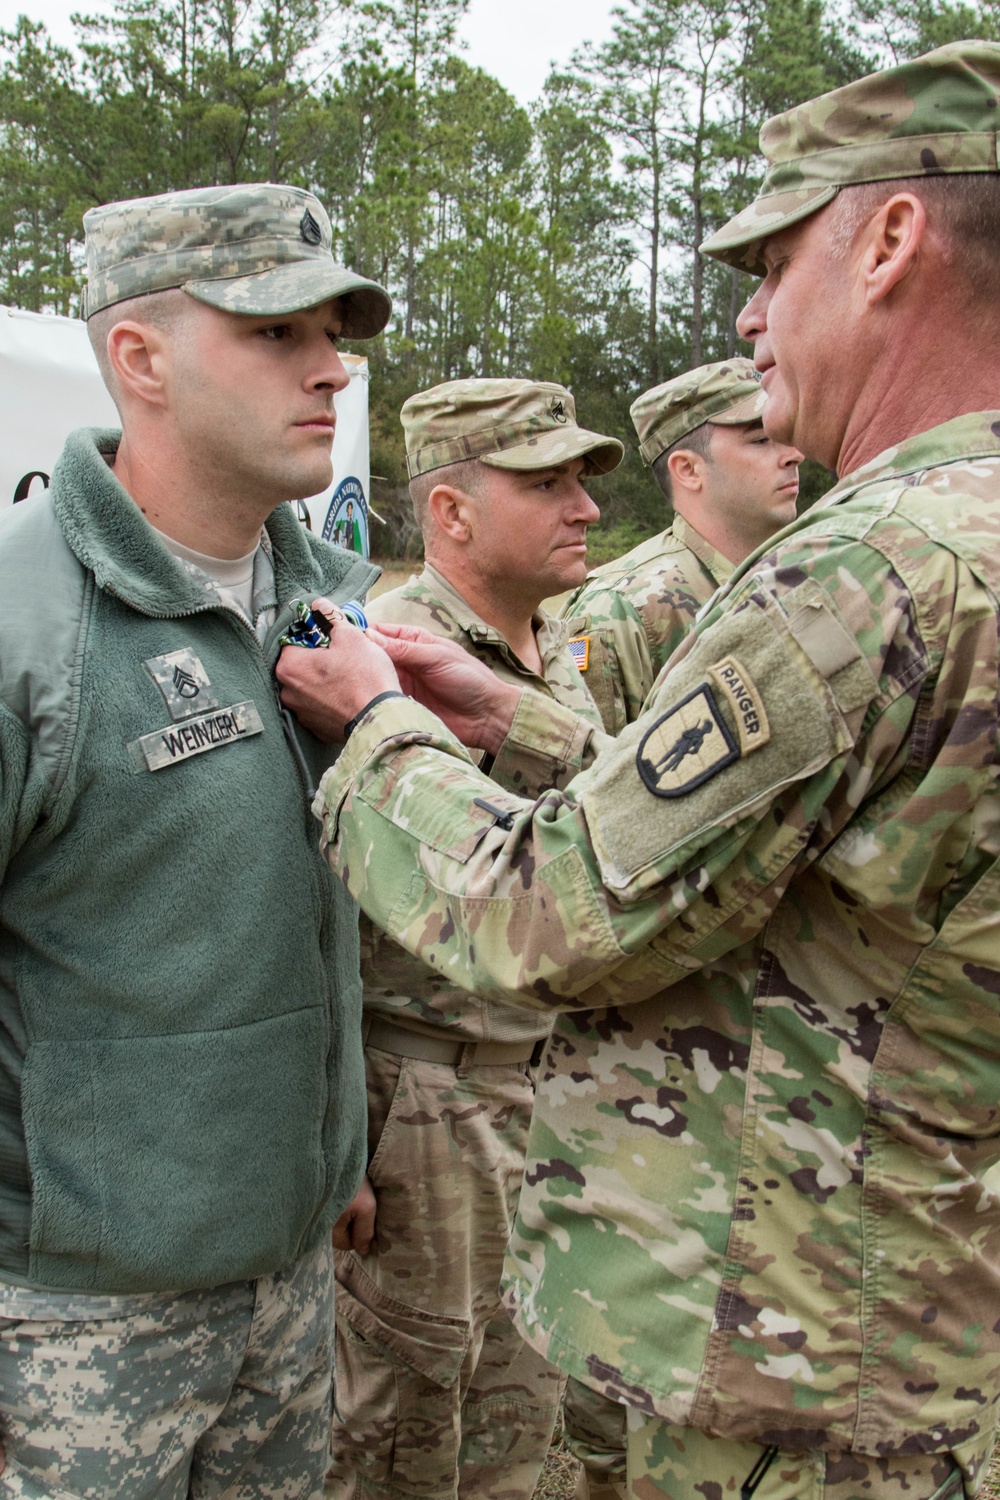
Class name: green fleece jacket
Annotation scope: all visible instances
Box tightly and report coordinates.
[0,428,377,1295]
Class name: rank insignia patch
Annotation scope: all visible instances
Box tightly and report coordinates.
[145,649,219,721]
[567,635,590,671]
[637,684,738,797]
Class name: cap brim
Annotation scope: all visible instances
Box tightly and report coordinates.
[479,426,624,477]
[184,262,392,339]
[700,185,839,275]
[708,387,768,425]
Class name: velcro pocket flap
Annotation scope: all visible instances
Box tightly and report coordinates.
[358,763,525,863]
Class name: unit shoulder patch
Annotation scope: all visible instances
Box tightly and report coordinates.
[637,684,738,798]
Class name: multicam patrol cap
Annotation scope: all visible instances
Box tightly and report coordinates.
[81,183,392,338]
[630,359,766,466]
[401,378,624,480]
[701,40,1000,275]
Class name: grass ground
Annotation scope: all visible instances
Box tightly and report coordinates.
[536,1435,579,1500]
[981,1448,1000,1498]
[368,560,415,598]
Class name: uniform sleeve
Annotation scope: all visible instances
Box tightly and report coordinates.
[488,688,610,794]
[314,535,933,1012]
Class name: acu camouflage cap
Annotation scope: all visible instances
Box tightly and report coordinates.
[401,378,624,480]
[702,39,1000,275]
[82,183,392,338]
[631,359,766,466]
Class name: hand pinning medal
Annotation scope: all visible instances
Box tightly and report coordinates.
[279,598,369,649]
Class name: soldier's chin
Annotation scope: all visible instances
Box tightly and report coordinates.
[552,545,589,578]
[290,457,335,504]
[762,400,794,446]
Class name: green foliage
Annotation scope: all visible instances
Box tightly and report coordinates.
[584,516,664,566]
[797,459,837,513]
[1,0,939,554]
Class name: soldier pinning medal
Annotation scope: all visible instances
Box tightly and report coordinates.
[279,39,1000,1500]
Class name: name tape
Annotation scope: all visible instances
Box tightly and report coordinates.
[131,700,264,772]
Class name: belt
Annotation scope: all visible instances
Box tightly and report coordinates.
[362,1014,544,1068]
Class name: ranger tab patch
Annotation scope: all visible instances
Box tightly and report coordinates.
[637,684,738,798]
[567,635,590,671]
[708,654,770,755]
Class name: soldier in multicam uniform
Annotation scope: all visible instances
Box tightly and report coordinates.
[280,39,1000,1500]
[559,365,801,1496]
[563,361,802,734]
[328,378,621,1500]
[0,185,391,1496]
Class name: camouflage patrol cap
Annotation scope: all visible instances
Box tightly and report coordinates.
[401,378,624,480]
[82,183,392,338]
[701,40,1000,275]
[630,359,766,466]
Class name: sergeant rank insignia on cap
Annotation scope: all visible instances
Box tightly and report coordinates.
[637,684,739,797]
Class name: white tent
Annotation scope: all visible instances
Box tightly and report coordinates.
[0,305,373,557]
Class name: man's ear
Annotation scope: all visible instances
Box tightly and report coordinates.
[106,320,172,409]
[666,447,707,496]
[861,192,926,306]
[427,483,475,543]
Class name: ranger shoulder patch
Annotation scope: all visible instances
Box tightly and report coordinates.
[637,683,738,797]
[707,654,770,755]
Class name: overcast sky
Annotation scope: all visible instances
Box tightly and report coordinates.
[17,0,617,105]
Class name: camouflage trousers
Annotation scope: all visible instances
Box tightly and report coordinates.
[328,1046,563,1500]
[0,1238,334,1498]
[626,1411,992,1500]
[563,1378,627,1482]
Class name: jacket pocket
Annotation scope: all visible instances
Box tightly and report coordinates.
[23,1010,329,1293]
[333,1253,470,1495]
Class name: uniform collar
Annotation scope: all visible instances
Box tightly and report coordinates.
[820,411,1000,508]
[50,427,377,615]
[420,562,569,668]
[672,512,734,586]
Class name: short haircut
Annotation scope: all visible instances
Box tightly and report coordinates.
[408,458,490,533]
[650,421,714,504]
[828,174,1000,307]
[86,288,189,410]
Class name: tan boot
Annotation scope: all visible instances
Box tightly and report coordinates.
[574,1465,628,1500]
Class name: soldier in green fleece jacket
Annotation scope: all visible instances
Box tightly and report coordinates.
[0,184,390,1497]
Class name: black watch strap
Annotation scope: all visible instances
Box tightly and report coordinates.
[343,691,406,740]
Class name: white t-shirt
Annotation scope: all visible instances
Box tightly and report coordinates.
[154,528,278,642]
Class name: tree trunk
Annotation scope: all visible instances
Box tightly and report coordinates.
[649,156,661,385]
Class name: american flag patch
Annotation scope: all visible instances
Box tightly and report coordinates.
[567,636,590,671]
